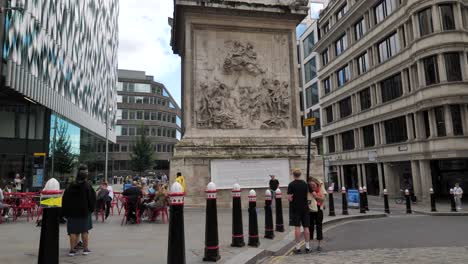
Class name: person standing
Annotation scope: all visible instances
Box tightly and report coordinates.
[14,174,25,192]
[454,183,463,211]
[308,178,326,252]
[162,174,168,184]
[287,168,310,254]
[175,172,186,194]
[62,165,96,256]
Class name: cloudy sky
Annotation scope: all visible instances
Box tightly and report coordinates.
[118,0,181,105]
[117,1,326,106]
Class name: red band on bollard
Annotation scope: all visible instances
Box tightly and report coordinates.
[232,234,244,238]
[205,246,219,250]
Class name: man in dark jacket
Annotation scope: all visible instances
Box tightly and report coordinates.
[62,165,96,256]
[122,181,142,223]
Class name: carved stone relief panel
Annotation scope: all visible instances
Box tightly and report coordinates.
[193,28,292,130]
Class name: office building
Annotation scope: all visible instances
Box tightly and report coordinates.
[0,1,118,188]
[314,0,468,200]
[110,70,181,178]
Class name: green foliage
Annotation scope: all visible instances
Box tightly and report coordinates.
[52,123,76,177]
[130,126,154,175]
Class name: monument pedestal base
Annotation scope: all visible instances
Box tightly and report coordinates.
[170,137,323,207]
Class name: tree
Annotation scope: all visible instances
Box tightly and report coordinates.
[52,123,76,180]
[130,126,154,176]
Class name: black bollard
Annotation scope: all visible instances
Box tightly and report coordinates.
[203,182,220,262]
[38,181,62,264]
[450,189,457,212]
[328,187,336,217]
[359,187,366,214]
[405,189,412,214]
[341,187,348,215]
[264,190,274,239]
[383,189,390,214]
[248,190,260,247]
[430,188,437,212]
[38,207,60,264]
[231,183,245,247]
[363,186,369,211]
[275,188,284,232]
[167,182,186,264]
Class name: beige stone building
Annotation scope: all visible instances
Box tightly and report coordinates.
[314,0,468,201]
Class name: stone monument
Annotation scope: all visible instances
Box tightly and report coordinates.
[170,0,322,206]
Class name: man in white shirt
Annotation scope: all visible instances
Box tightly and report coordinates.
[162,174,168,183]
[0,186,9,219]
[14,174,24,192]
[454,183,463,211]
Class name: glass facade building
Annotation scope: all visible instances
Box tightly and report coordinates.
[0,1,118,189]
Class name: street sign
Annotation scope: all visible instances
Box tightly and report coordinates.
[303,117,316,127]
[34,152,46,157]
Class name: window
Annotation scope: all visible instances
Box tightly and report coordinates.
[341,130,355,151]
[122,96,128,103]
[337,64,350,87]
[121,145,128,152]
[323,77,331,95]
[122,110,128,120]
[328,136,335,153]
[157,112,162,120]
[322,49,329,66]
[440,4,455,30]
[385,116,408,144]
[375,0,396,24]
[354,17,366,41]
[381,73,402,103]
[310,110,321,133]
[121,126,128,136]
[359,88,372,111]
[136,111,143,120]
[303,33,315,58]
[444,52,462,82]
[418,8,433,36]
[304,58,317,83]
[157,127,161,136]
[135,96,144,104]
[434,106,446,137]
[129,111,135,120]
[335,34,347,56]
[128,127,136,136]
[299,91,304,111]
[323,77,331,94]
[322,22,330,35]
[363,125,375,147]
[144,111,150,120]
[356,52,369,75]
[336,4,348,20]
[151,112,157,120]
[378,32,400,63]
[339,97,352,118]
[128,96,135,104]
[423,55,439,85]
[325,106,333,123]
[305,83,319,108]
[423,110,431,138]
[157,144,161,152]
[451,105,464,135]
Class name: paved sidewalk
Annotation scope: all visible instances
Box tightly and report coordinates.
[0,205,384,264]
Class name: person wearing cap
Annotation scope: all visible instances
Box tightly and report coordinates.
[287,168,311,254]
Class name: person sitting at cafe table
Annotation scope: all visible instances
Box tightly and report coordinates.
[122,181,143,224]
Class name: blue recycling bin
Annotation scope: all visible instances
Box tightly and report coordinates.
[347,189,359,208]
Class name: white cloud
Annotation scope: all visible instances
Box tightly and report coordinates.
[118,0,181,105]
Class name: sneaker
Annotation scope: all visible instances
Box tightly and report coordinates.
[294,248,301,254]
[82,249,92,255]
[68,250,76,257]
[74,241,83,250]
[317,246,322,252]
[305,247,311,253]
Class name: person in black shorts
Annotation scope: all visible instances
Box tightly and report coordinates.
[287,168,311,254]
